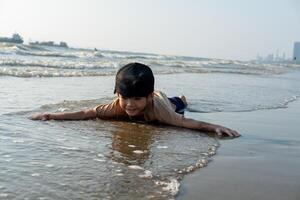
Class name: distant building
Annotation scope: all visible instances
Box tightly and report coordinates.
[59,42,68,48]
[294,42,300,61]
[0,33,24,44]
[266,54,274,61]
[29,40,68,48]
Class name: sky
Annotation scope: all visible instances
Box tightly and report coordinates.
[1,0,300,60]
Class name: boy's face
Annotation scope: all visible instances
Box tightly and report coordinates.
[118,93,153,117]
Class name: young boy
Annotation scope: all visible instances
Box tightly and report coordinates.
[31,62,240,138]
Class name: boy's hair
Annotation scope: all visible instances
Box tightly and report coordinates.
[114,62,154,97]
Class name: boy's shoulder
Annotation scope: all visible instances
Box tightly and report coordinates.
[153,90,168,99]
[147,91,183,126]
[152,90,172,108]
[93,98,126,119]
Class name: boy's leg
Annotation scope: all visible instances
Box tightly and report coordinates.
[168,95,188,114]
[179,95,187,107]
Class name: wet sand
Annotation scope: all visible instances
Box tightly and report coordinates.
[178,99,300,200]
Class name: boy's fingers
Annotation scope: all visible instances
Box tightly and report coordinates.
[216,128,230,138]
[215,127,240,138]
[215,128,222,137]
[225,130,234,138]
[30,115,38,120]
[30,114,44,121]
[231,129,240,137]
[234,131,241,137]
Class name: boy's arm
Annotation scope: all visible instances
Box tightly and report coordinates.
[181,117,240,138]
[30,108,97,121]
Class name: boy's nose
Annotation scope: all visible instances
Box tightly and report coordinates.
[126,99,134,106]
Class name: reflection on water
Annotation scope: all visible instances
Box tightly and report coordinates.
[110,122,155,165]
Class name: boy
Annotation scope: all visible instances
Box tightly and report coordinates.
[31,62,240,138]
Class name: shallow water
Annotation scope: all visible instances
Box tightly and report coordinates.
[1,71,300,199]
[1,112,218,199]
[1,44,300,199]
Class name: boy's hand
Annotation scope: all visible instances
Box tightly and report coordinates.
[215,126,240,138]
[181,118,240,138]
[30,113,50,121]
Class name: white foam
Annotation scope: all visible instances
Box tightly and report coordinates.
[139,170,153,178]
[156,145,168,149]
[58,107,69,112]
[59,146,79,151]
[13,139,24,143]
[0,193,8,197]
[156,178,180,196]
[31,173,40,177]
[56,138,67,141]
[128,165,144,170]
[133,150,144,154]
[93,159,105,162]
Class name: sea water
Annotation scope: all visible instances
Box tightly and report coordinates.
[1,43,300,199]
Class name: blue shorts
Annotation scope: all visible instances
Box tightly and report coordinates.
[168,97,187,114]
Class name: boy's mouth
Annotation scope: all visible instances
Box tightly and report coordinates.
[126,108,139,115]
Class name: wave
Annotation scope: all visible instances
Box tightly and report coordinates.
[93,52,104,58]
[98,51,166,60]
[0,43,78,58]
[2,44,300,78]
[0,43,49,53]
[0,64,293,78]
[0,67,115,77]
[0,58,119,70]
[16,50,79,58]
[187,95,300,113]
[126,55,158,59]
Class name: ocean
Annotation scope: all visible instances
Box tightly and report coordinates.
[1,43,300,199]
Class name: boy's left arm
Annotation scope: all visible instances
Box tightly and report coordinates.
[181,117,240,138]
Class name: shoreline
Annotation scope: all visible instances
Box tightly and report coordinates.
[178,98,300,199]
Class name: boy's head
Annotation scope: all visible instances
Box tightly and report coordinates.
[114,62,154,97]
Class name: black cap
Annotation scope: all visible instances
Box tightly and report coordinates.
[114,63,154,97]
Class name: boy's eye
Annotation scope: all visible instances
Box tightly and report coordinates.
[119,96,142,101]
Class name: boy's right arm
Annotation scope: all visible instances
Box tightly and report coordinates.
[30,108,97,121]
[181,117,240,138]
